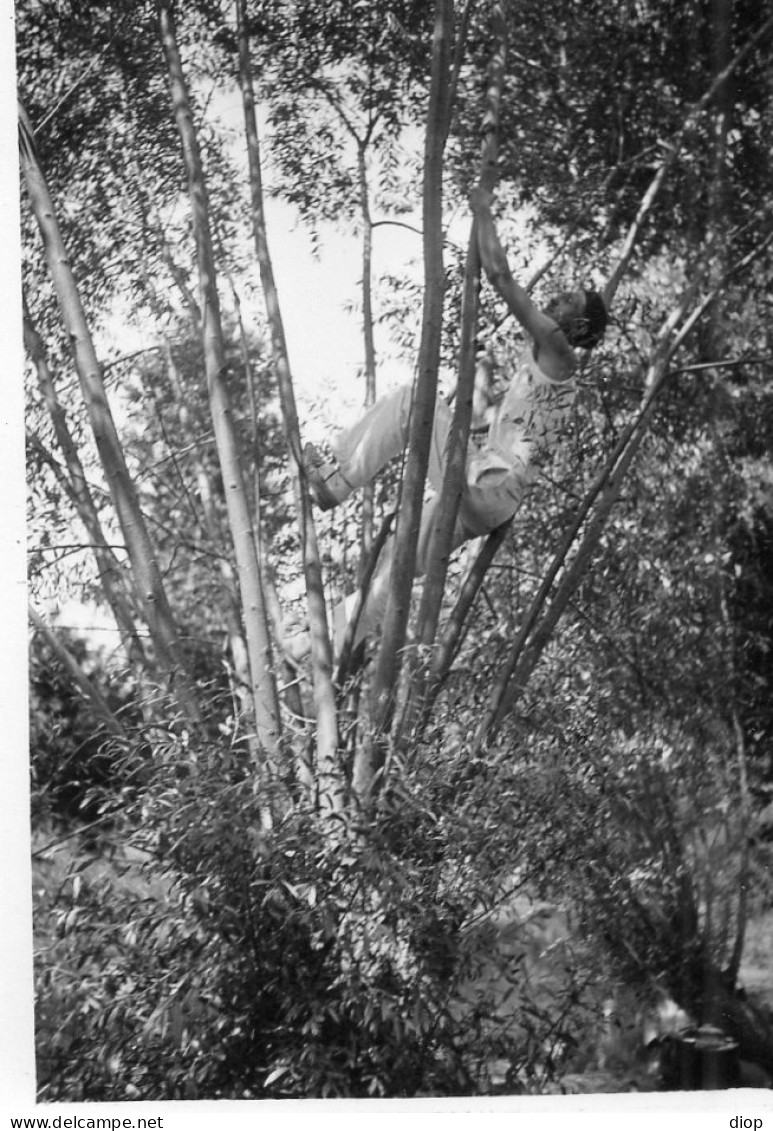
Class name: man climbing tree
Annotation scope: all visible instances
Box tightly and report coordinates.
[293,186,608,658]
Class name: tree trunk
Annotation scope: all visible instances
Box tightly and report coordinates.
[157,2,281,793]
[412,0,508,668]
[357,0,454,802]
[407,519,511,743]
[356,142,378,575]
[234,0,343,817]
[19,101,198,725]
[135,236,255,706]
[161,339,257,723]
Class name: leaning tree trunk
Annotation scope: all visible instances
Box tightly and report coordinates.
[356,140,378,574]
[157,1,281,800]
[395,0,509,744]
[19,101,199,725]
[355,0,454,805]
[132,221,258,729]
[234,0,343,817]
[414,0,508,655]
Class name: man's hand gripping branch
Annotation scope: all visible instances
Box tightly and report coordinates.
[470,187,577,383]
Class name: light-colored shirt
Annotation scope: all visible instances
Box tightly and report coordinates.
[467,348,576,491]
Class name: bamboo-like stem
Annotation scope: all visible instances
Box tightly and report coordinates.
[356,140,378,571]
[415,0,508,655]
[157,2,281,817]
[357,0,454,805]
[395,0,508,743]
[335,510,396,688]
[234,0,343,817]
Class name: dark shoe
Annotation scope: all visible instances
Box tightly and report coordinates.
[303,442,352,511]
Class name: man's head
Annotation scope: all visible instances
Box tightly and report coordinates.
[545,289,608,350]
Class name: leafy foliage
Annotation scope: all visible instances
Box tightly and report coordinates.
[33,733,605,1099]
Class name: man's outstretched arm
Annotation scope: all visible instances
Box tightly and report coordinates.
[470,188,575,382]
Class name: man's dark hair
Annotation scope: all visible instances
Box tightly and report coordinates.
[574,289,608,350]
[545,289,608,350]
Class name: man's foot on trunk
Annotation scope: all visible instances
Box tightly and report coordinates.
[303,443,352,511]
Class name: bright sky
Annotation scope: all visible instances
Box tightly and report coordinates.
[203,93,429,421]
[259,193,422,406]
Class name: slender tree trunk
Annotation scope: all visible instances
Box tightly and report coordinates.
[394,0,506,746]
[407,519,511,743]
[135,230,254,702]
[710,0,733,220]
[356,0,454,803]
[161,340,255,707]
[232,295,311,784]
[234,0,343,816]
[699,0,734,365]
[413,0,508,657]
[19,101,199,725]
[356,142,377,573]
[335,510,396,688]
[132,246,256,706]
[157,2,281,792]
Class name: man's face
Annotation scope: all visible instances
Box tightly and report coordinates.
[546,290,589,346]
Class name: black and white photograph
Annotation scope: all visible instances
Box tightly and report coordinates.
[7,0,773,1120]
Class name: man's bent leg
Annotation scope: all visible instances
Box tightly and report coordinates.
[461,472,526,536]
[331,386,413,490]
[304,386,414,512]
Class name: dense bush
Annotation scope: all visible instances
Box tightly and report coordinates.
[34,721,606,1101]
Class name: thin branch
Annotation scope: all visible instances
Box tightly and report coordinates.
[371,219,423,238]
[36,34,121,134]
[101,346,163,372]
[30,543,127,553]
[32,812,118,859]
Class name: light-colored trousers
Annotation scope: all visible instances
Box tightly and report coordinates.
[330,385,526,648]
